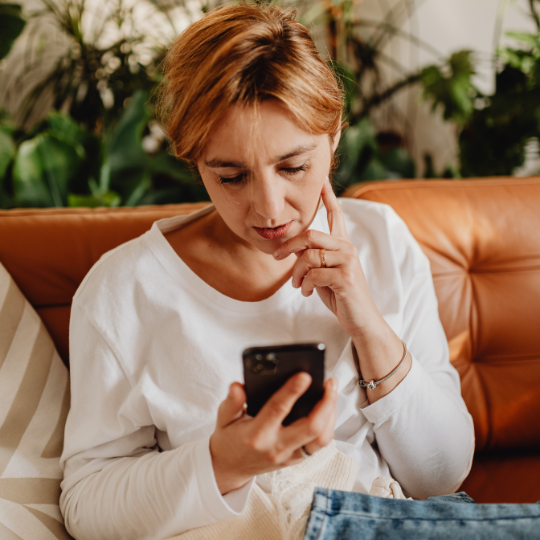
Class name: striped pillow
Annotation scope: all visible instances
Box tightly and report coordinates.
[0,262,72,539]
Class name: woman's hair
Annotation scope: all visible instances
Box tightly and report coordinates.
[157,2,344,164]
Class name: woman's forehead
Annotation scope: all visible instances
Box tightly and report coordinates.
[202,101,325,167]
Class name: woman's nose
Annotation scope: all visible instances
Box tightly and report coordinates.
[251,175,285,220]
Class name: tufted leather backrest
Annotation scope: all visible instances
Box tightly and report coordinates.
[344,177,540,453]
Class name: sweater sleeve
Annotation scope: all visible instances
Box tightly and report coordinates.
[360,218,475,499]
[60,302,252,540]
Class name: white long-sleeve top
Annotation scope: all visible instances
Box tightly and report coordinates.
[60,199,474,540]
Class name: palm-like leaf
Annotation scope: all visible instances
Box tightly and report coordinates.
[0,3,26,60]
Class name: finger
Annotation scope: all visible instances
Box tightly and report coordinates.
[281,448,306,466]
[303,381,337,454]
[302,426,333,456]
[216,382,247,428]
[300,268,337,297]
[291,249,342,288]
[280,378,338,449]
[256,372,312,427]
[322,177,349,238]
[291,449,308,463]
[274,228,349,261]
[303,422,334,453]
[280,378,337,450]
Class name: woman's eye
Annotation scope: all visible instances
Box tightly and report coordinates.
[219,174,245,185]
[219,165,307,184]
[282,164,308,175]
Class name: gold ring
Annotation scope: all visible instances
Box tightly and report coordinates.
[320,249,327,268]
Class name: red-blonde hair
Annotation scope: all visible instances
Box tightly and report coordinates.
[157,2,343,164]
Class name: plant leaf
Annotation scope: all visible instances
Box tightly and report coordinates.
[107,90,151,173]
[299,1,329,26]
[358,158,395,182]
[106,90,155,204]
[13,133,83,207]
[506,31,540,51]
[379,148,416,178]
[47,111,104,194]
[0,3,26,61]
[331,62,358,118]
[68,190,121,208]
[149,153,197,183]
[0,130,16,179]
[124,171,152,206]
[47,112,87,150]
[421,50,476,126]
[335,118,377,189]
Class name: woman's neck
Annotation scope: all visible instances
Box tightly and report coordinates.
[165,210,296,302]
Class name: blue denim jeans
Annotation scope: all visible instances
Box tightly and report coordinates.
[303,488,540,539]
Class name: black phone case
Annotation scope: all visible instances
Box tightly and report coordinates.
[242,343,325,426]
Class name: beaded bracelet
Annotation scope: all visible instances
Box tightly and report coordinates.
[358,341,408,390]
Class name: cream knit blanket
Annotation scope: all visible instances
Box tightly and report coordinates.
[169,442,408,540]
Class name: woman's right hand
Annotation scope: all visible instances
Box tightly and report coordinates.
[209,373,338,495]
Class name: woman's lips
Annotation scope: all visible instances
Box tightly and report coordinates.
[253,221,293,240]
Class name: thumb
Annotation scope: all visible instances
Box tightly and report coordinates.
[217,382,246,428]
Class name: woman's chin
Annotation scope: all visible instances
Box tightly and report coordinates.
[250,236,285,255]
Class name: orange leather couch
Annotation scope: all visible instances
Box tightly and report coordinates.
[1,177,539,504]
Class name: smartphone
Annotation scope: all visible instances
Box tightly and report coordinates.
[242,343,325,426]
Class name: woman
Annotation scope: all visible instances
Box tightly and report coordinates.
[59,4,476,539]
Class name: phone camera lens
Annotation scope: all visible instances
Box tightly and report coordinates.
[255,354,263,361]
[254,363,264,372]
[266,353,277,362]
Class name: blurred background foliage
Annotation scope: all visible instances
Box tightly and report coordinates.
[1,0,540,208]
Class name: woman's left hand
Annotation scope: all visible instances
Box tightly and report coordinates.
[273,177,379,339]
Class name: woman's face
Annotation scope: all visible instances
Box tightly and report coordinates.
[198,100,339,255]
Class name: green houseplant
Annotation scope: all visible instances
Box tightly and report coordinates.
[0,91,207,208]
[459,17,540,177]
[1,0,479,208]
[302,0,476,192]
[0,0,207,208]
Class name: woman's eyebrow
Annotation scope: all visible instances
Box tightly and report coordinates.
[274,143,318,162]
[205,144,318,168]
[205,159,245,168]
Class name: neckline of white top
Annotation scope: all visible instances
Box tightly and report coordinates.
[145,203,329,314]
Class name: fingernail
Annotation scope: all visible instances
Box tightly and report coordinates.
[330,378,337,392]
[273,250,280,259]
[294,371,309,382]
